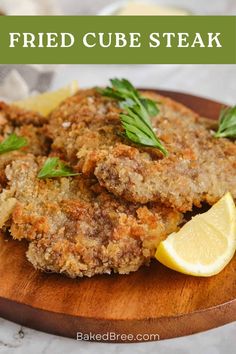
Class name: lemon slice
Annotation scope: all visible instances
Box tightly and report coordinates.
[155,193,236,276]
[14,81,78,116]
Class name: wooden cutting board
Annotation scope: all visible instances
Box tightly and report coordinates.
[0,91,235,342]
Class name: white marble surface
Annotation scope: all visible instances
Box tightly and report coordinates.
[1,1,236,353]
[0,319,235,353]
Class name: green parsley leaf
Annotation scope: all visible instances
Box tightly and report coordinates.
[38,157,79,179]
[98,78,167,156]
[214,106,236,138]
[0,133,28,155]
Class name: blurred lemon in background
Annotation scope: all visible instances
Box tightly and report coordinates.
[14,81,78,116]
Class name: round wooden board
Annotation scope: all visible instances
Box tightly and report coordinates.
[0,91,235,342]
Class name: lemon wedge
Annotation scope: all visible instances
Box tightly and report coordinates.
[155,193,236,276]
[14,81,78,116]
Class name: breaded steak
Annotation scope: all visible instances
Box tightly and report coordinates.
[0,102,49,191]
[1,155,181,277]
[0,102,49,155]
[48,90,236,212]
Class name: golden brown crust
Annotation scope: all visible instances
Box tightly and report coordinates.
[1,88,235,278]
[0,102,50,191]
[0,101,47,127]
[48,90,236,212]
[3,155,181,278]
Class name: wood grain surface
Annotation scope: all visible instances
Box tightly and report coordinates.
[0,91,235,342]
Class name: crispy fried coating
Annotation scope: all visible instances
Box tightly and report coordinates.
[0,102,49,191]
[0,102,49,155]
[47,89,122,164]
[0,102,47,127]
[1,89,235,278]
[48,90,236,212]
[2,155,181,278]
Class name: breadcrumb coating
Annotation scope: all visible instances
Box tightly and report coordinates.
[1,89,234,278]
[0,102,49,191]
[3,155,182,277]
[48,90,236,212]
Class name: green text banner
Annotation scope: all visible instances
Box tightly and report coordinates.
[0,16,235,64]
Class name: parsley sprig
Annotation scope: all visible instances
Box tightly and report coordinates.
[38,157,79,179]
[0,133,28,155]
[214,106,236,139]
[98,78,168,156]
